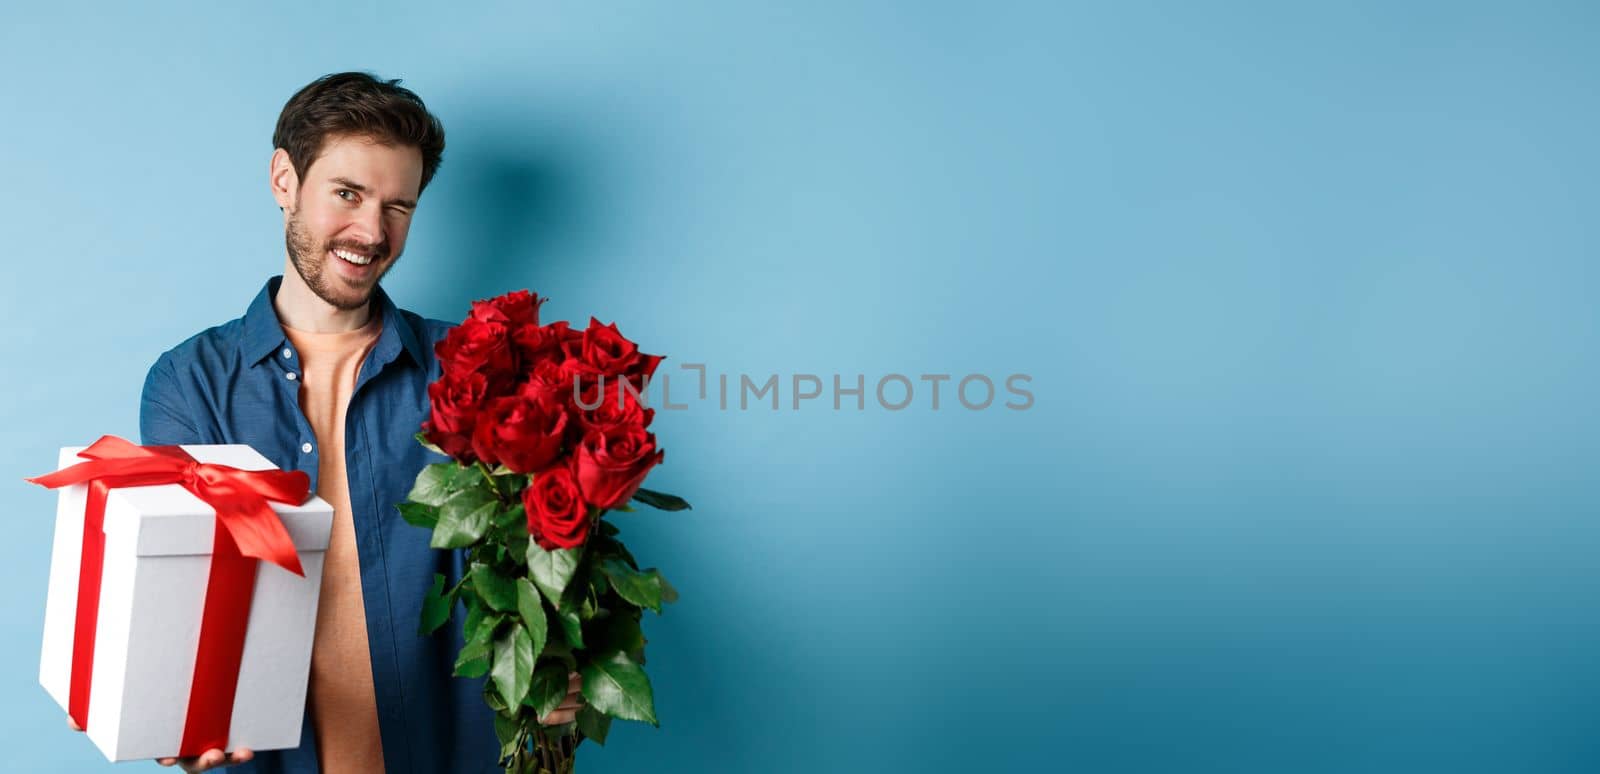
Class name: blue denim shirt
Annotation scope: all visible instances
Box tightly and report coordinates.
[139,275,497,773]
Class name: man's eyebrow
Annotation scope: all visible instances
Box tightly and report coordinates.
[329,177,417,209]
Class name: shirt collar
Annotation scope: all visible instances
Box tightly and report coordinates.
[241,275,428,368]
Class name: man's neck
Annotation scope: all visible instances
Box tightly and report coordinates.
[274,256,374,333]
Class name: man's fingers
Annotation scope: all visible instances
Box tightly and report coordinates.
[180,747,232,772]
[187,749,225,771]
[539,709,577,726]
[537,674,586,726]
[154,746,252,771]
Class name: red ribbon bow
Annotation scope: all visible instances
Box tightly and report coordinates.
[28,435,309,576]
[28,435,313,756]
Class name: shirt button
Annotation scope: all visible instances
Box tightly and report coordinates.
[301,442,313,454]
[282,348,293,359]
[286,372,298,381]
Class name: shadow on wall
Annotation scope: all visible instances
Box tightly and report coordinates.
[411,129,593,317]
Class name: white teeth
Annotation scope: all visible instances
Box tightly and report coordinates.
[333,249,373,265]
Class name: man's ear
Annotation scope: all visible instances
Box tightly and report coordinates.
[269,148,299,211]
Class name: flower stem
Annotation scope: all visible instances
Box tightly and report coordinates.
[478,461,508,503]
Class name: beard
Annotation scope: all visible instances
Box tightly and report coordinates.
[284,206,397,311]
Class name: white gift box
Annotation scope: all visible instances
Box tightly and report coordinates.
[38,444,333,761]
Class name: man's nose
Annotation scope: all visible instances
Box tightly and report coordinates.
[349,203,385,250]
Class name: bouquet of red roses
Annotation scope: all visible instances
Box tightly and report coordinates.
[399,289,688,774]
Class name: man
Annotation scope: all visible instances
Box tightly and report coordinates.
[67,72,582,773]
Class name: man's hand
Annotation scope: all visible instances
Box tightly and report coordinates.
[155,747,254,772]
[537,671,585,726]
[65,715,253,772]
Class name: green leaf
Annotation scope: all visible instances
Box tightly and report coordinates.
[432,489,495,548]
[589,533,638,570]
[492,622,535,708]
[406,467,449,507]
[454,647,491,678]
[516,578,549,663]
[595,612,644,656]
[579,584,599,619]
[526,543,583,608]
[419,573,452,635]
[414,430,449,458]
[396,501,439,529]
[658,571,679,604]
[471,562,518,612]
[580,650,658,726]
[493,503,527,530]
[554,600,584,649]
[585,559,611,598]
[459,634,493,661]
[494,473,530,501]
[601,559,662,613]
[598,520,620,538]
[470,612,503,648]
[408,461,468,506]
[494,710,521,760]
[464,602,487,642]
[506,529,530,567]
[540,638,578,673]
[631,487,691,511]
[576,703,612,745]
[527,662,572,720]
[483,679,508,712]
[456,608,499,677]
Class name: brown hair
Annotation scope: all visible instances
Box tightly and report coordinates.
[272,71,446,195]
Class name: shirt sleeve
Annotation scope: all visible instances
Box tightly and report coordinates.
[139,354,201,445]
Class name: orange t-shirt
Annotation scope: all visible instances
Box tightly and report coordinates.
[281,314,387,774]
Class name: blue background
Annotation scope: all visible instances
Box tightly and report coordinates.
[3,1,1597,771]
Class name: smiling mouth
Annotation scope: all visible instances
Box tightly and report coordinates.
[331,247,379,266]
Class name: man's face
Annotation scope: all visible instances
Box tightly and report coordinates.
[276,134,423,310]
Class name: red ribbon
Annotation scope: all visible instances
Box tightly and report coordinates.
[27,435,311,756]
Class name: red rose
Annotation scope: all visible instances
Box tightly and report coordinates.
[575,377,654,435]
[470,289,545,327]
[518,358,576,409]
[556,353,605,396]
[573,424,664,510]
[423,370,490,461]
[469,392,567,474]
[553,320,655,396]
[523,466,591,550]
[511,320,570,370]
[562,318,664,392]
[435,317,515,382]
